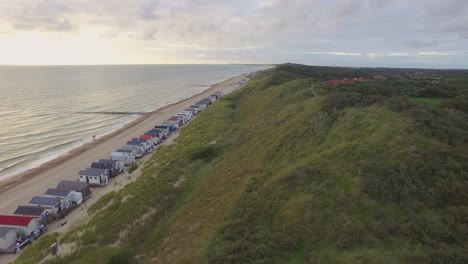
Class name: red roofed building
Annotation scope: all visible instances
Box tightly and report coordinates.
[327,79,358,85]
[0,215,40,236]
[374,74,386,80]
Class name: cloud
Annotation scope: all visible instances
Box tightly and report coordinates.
[423,0,468,16]
[142,27,158,40]
[139,0,159,21]
[0,0,467,67]
[5,0,75,31]
[404,39,439,49]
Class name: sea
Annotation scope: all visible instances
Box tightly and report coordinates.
[0,64,270,180]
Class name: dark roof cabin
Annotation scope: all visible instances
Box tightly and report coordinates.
[13,206,54,224]
[29,196,61,207]
[79,168,108,176]
[56,180,91,200]
[91,162,118,177]
[99,159,119,165]
[44,188,72,197]
[13,206,51,217]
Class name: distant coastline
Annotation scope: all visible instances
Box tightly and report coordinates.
[0,64,270,181]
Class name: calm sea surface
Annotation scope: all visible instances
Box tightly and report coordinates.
[0,64,269,180]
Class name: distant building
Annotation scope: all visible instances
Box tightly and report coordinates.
[373,74,386,80]
[327,75,385,85]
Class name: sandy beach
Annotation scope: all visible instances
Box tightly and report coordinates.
[0,72,253,263]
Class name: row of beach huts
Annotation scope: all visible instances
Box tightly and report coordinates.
[0,91,225,255]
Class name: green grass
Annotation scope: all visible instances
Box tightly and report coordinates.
[15,65,468,264]
[127,163,139,174]
[409,97,444,106]
[14,233,59,264]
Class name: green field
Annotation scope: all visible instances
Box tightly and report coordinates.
[15,64,468,264]
[409,97,444,106]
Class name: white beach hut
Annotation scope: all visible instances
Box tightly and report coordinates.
[0,227,17,253]
[0,215,40,237]
[79,168,109,186]
[44,188,82,206]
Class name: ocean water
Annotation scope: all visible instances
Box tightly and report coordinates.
[0,64,269,180]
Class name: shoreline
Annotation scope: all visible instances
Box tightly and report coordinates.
[0,72,252,196]
[0,71,258,263]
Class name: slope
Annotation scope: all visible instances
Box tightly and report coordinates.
[15,65,468,264]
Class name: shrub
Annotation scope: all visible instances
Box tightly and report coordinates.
[81,230,98,245]
[321,92,385,114]
[188,145,221,162]
[128,163,139,174]
[106,247,135,264]
[442,96,468,113]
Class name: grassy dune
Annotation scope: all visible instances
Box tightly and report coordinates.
[15,65,468,264]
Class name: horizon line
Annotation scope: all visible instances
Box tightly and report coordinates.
[0,63,466,70]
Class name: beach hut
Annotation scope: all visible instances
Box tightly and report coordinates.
[127,138,154,152]
[0,215,40,237]
[176,112,192,121]
[116,148,138,158]
[91,162,118,177]
[180,111,193,119]
[161,121,179,130]
[185,107,199,115]
[120,145,145,158]
[111,152,135,166]
[56,180,91,201]
[189,104,205,111]
[128,138,154,153]
[205,95,217,103]
[0,227,17,253]
[140,134,160,145]
[98,159,124,173]
[153,126,171,136]
[174,114,190,123]
[212,91,224,98]
[196,99,212,106]
[13,206,54,224]
[29,196,63,215]
[146,130,166,140]
[79,168,109,187]
[44,188,81,206]
[126,140,151,153]
[168,116,186,125]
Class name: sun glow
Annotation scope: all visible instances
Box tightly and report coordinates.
[0,30,139,65]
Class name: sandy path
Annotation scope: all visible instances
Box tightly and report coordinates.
[0,72,254,263]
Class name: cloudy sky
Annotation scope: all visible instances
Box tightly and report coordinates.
[0,0,467,68]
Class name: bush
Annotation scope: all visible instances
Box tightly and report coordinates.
[442,96,468,113]
[81,230,98,245]
[128,163,139,174]
[106,247,135,264]
[321,92,385,114]
[188,145,221,162]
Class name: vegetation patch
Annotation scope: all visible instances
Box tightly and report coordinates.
[409,97,444,106]
[15,64,468,264]
[127,163,139,174]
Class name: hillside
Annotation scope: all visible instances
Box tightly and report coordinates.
[15,64,468,264]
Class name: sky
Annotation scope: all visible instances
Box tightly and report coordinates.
[0,0,467,68]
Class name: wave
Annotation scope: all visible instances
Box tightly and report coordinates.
[0,113,141,180]
[0,65,269,181]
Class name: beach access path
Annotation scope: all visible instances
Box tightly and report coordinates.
[0,72,252,264]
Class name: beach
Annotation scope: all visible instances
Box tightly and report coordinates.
[0,72,252,263]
